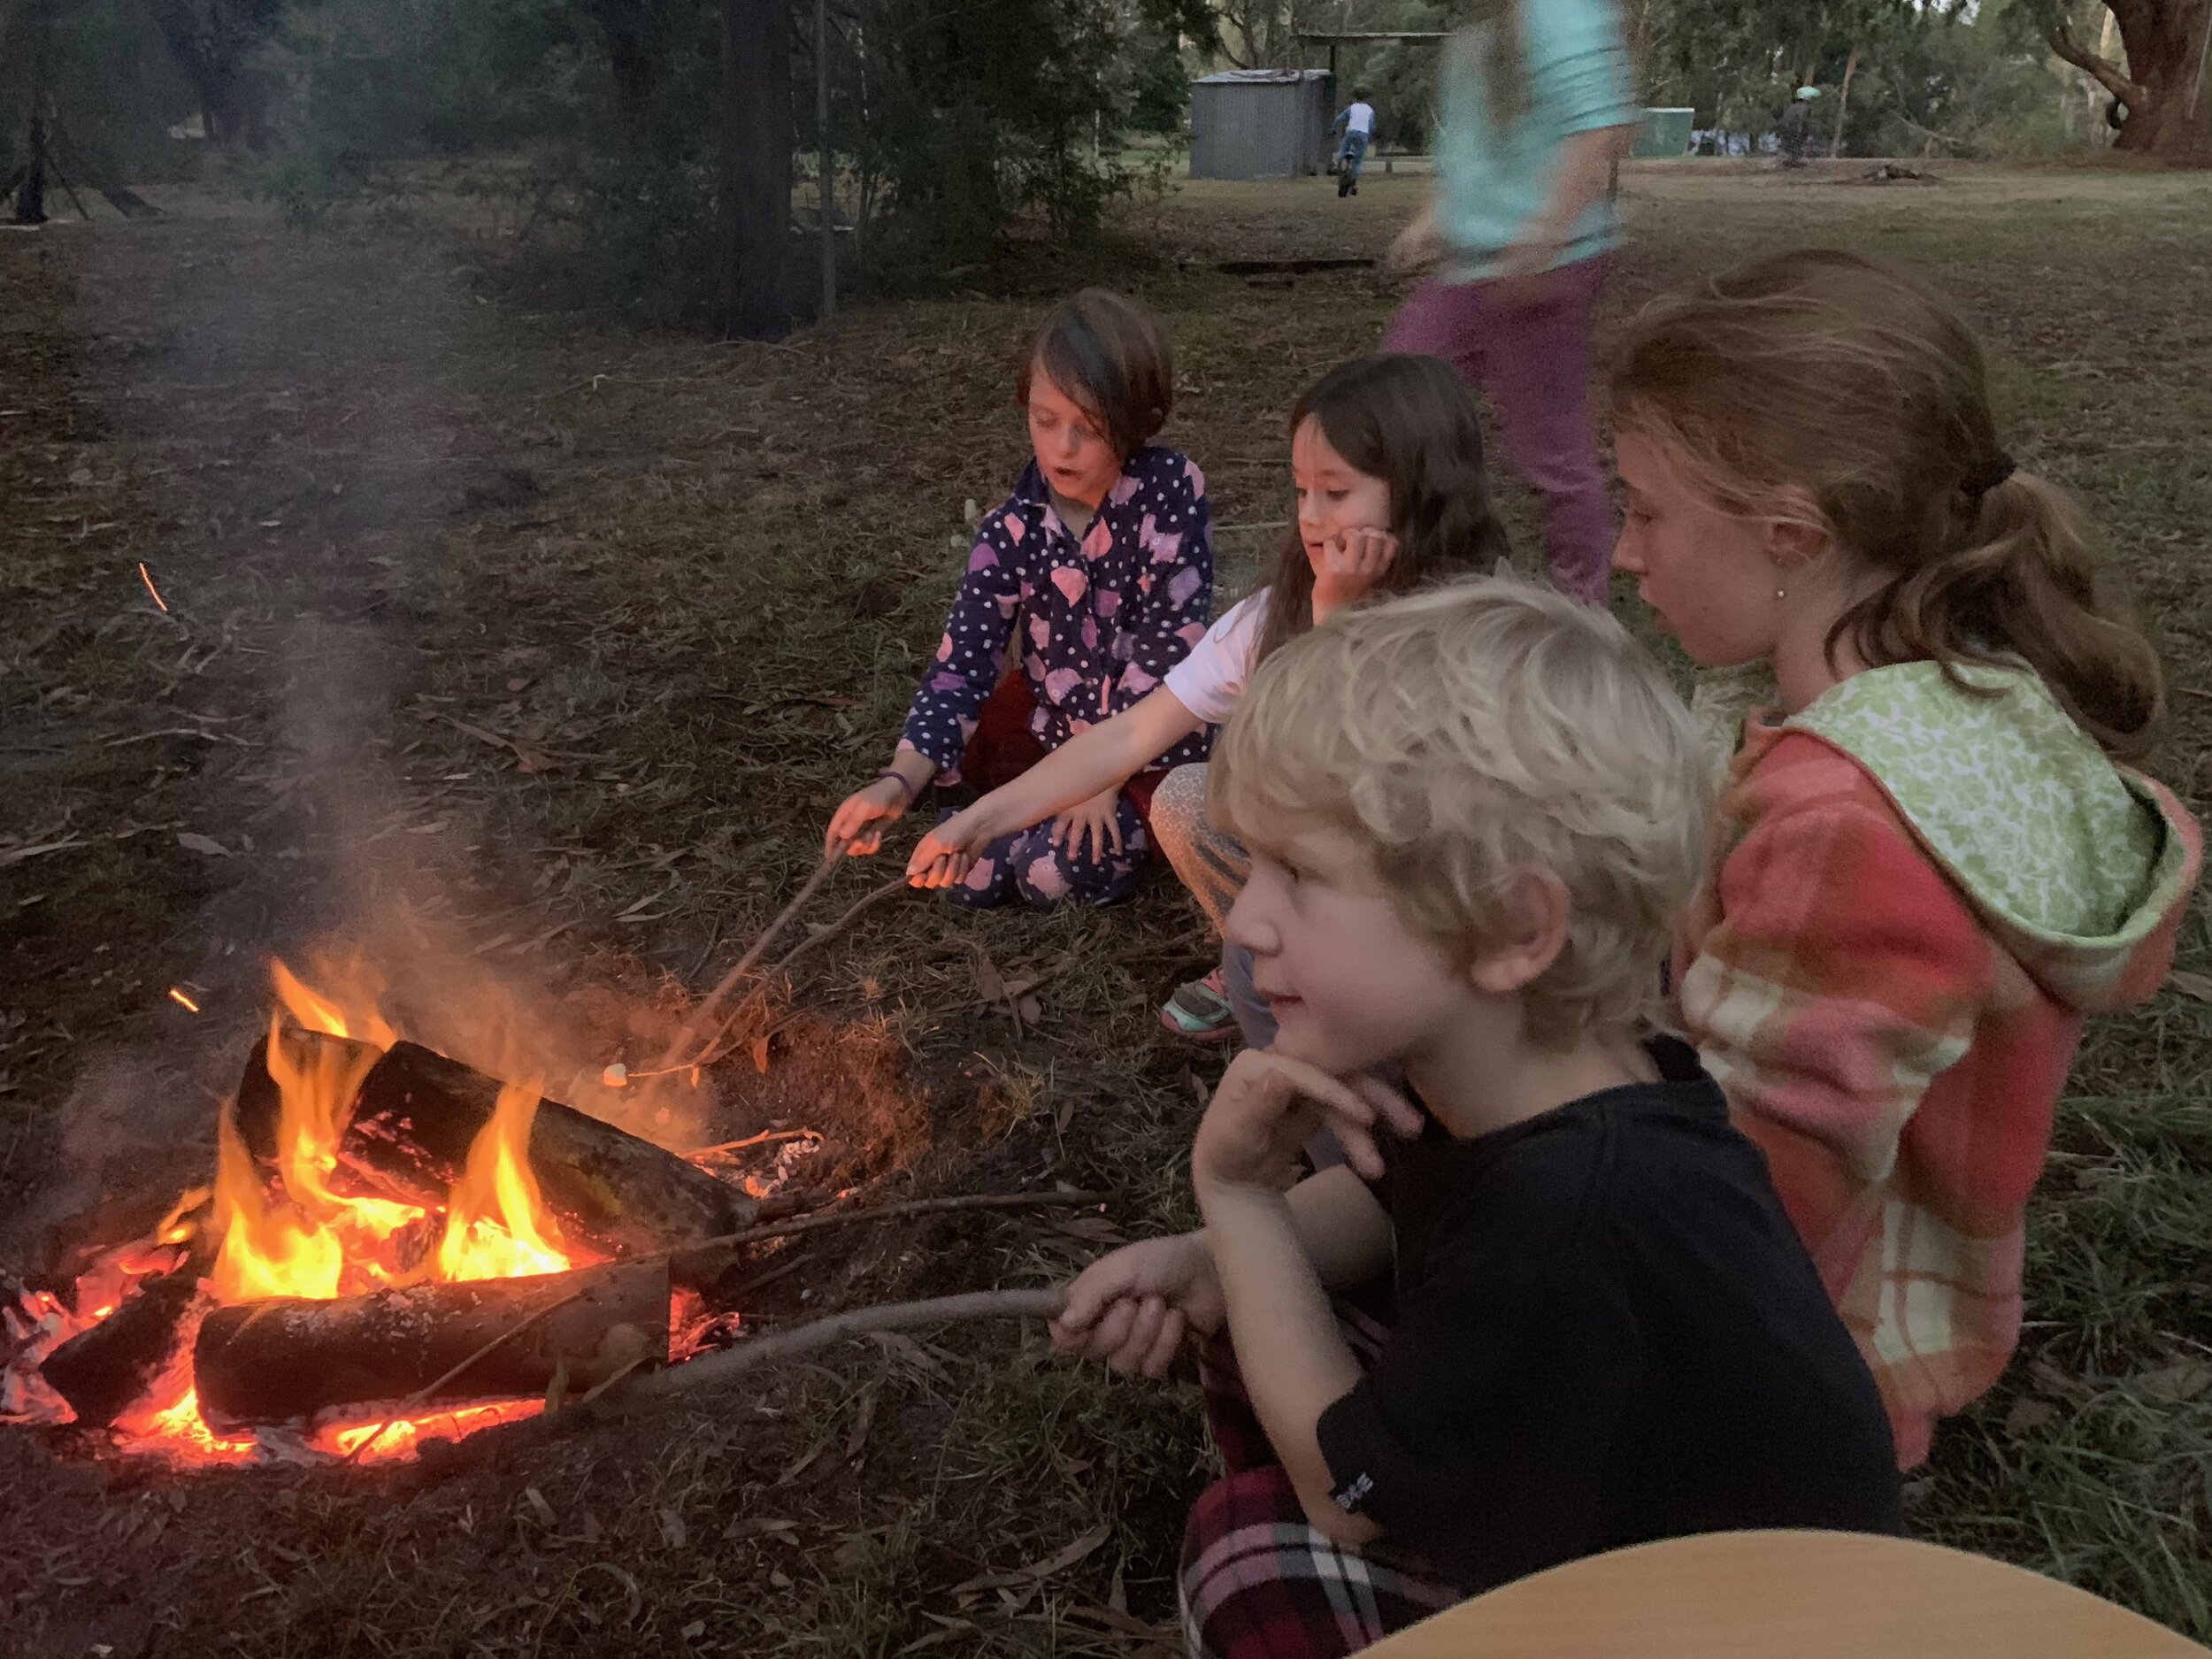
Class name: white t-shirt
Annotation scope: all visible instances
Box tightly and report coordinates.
[1164,591,1271,726]
[1344,102,1376,136]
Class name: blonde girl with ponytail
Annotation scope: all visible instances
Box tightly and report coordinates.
[1609,249,2202,1469]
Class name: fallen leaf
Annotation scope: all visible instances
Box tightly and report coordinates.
[768,1567,794,1589]
[2130,1361,2212,1402]
[176,832,228,856]
[2030,1359,2093,1402]
[864,1330,951,1383]
[724,1516,799,1541]
[2004,1398,2058,1433]
[658,1507,687,1548]
[522,1486,557,1527]
[2166,970,2212,1003]
[507,677,534,693]
[1016,995,1042,1024]
[948,1520,1113,1595]
[974,949,1005,1006]
[680,1619,705,1640]
[752,1033,772,1074]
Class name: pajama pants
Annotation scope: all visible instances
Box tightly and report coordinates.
[1179,1307,1463,1659]
[939,791,1148,910]
[1382,255,1615,606]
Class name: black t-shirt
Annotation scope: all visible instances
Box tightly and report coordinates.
[1315,1035,1901,1594]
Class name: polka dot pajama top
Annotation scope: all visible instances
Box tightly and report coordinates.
[896,446,1214,781]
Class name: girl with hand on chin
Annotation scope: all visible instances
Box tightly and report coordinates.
[907,355,1508,1041]
[824,288,1210,909]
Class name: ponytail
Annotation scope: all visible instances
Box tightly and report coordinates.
[1832,470,2163,759]
[1611,249,2165,759]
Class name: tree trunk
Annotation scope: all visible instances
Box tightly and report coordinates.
[2047,0,2212,161]
[718,0,793,339]
[1832,47,1860,157]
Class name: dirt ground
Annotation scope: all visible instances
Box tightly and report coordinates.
[4,157,2210,1655]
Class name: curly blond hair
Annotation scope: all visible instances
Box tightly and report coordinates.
[1211,578,1709,1048]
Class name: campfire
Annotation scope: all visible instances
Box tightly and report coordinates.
[1,958,761,1465]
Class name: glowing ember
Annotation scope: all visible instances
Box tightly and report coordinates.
[1,956,600,1464]
[137,560,170,612]
[167,987,201,1013]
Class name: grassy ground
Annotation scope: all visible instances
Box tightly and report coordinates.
[3,157,2209,1655]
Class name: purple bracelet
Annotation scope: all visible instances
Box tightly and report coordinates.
[875,769,918,803]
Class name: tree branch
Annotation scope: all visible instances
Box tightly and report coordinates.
[2045,8,2144,109]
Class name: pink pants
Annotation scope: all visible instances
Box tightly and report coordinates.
[1383,256,1614,605]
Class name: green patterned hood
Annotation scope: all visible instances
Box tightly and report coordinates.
[1785,661,2196,1013]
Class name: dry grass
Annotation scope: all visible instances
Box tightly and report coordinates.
[2,157,2209,1654]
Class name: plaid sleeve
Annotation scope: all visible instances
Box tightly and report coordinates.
[1678,749,1990,1279]
[1314,1261,1640,1590]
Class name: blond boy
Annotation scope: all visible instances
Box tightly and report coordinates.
[1051,580,1900,1658]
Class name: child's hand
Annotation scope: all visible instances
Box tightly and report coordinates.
[1192,1050,1425,1192]
[826,777,910,858]
[907,808,989,888]
[1051,1233,1225,1377]
[1048,787,1126,867]
[1310,527,1399,624]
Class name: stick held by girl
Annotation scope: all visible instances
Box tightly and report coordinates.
[908,354,1509,1041]
[825,288,1211,910]
[1609,248,2202,1468]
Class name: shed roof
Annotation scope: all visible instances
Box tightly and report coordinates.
[1193,68,1333,85]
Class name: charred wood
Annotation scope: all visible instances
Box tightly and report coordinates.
[345,1041,754,1255]
[192,1259,669,1428]
[38,1269,201,1429]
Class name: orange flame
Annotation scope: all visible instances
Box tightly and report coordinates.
[2,955,600,1463]
[436,1079,570,1281]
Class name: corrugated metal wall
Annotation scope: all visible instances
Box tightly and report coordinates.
[1190,76,1335,180]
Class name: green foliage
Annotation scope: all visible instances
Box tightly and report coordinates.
[235,0,1215,317]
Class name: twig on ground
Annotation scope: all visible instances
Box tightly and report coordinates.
[693,1127,819,1156]
[631,1287,1065,1397]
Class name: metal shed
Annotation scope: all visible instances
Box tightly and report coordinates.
[1189,69,1335,180]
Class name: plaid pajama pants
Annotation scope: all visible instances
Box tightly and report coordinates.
[1178,1303,1464,1659]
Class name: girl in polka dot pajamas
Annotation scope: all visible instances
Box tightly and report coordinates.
[825,288,1212,909]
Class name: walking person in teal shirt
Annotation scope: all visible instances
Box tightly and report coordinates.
[1384,0,1636,605]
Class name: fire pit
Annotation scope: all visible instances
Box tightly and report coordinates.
[1,959,764,1465]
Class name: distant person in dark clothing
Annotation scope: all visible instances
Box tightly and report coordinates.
[1778,84,1821,167]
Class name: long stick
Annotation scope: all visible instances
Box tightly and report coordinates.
[666,1189,1115,1273]
[653,851,844,1071]
[770,872,908,975]
[632,1287,1065,1397]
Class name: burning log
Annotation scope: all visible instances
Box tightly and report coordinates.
[345,1042,755,1256]
[229,1028,381,1164]
[192,1258,668,1428]
[227,1034,756,1256]
[39,1268,201,1429]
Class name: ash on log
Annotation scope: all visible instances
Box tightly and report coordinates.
[192,1259,669,1429]
[39,1268,201,1429]
[347,1043,755,1256]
